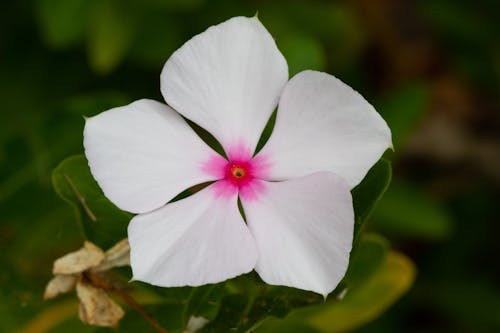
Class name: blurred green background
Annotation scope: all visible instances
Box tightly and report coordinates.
[1,0,499,332]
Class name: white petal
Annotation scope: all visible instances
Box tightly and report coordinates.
[259,70,392,188]
[161,16,288,153]
[128,184,257,287]
[84,99,219,214]
[241,172,354,296]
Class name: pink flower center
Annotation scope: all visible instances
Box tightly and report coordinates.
[225,160,253,186]
[202,143,270,201]
[230,165,245,178]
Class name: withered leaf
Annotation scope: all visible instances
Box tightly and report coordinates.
[93,238,130,272]
[53,241,105,275]
[44,274,77,300]
[76,280,124,327]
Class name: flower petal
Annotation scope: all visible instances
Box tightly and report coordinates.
[128,184,257,287]
[259,70,392,188]
[84,99,219,214]
[241,172,354,296]
[161,16,288,152]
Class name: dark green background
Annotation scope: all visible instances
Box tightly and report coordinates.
[1,0,499,332]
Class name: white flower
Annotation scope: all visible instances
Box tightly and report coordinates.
[83,16,391,296]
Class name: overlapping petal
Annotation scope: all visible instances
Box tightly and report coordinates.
[161,16,288,153]
[128,185,257,286]
[241,172,354,295]
[258,70,392,188]
[84,99,218,214]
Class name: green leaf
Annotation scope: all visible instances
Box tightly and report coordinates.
[344,233,389,287]
[308,251,415,332]
[200,282,322,333]
[256,250,415,333]
[184,284,225,322]
[200,293,249,332]
[377,84,428,149]
[280,34,326,76]
[240,286,322,331]
[372,181,452,240]
[184,272,324,333]
[351,158,392,240]
[36,0,90,48]
[52,154,132,248]
[87,0,136,74]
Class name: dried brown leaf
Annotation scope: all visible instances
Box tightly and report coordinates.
[76,280,124,327]
[53,241,105,275]
[44,274,77,299]
[93,238,130,272]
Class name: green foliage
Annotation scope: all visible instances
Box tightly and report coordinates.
[344,233,389,287]
[372,181,452,240]
[36,0,90,48]
[87,0,137,74]
[305,251,415,333]
[351,159,392,240]
[377,84,428,149]
[52,155,132,249]
[280,34,326,76]
[199,276,322,333]
[128,12,182,68]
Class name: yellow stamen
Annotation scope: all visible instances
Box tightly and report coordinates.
[231,166,245,178]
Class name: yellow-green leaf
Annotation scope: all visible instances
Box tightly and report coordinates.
[308,251,416,332]
[257,251,415,333]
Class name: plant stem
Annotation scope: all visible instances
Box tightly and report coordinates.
[109,288,171,333]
